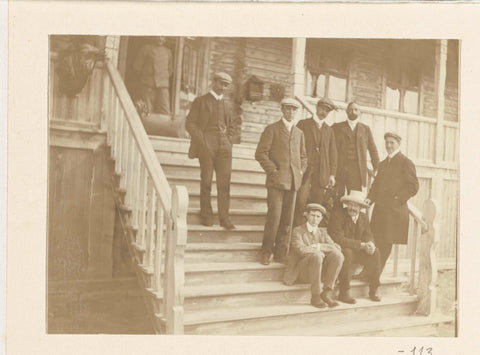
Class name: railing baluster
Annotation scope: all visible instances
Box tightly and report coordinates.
[131,149,140,228]
[101,70,110,132]
[137,161,148,248]
[110,97,119,159]
[107,84,115,146]
[121,125,131,194]
[123,129,134,205]
[145,179,156,268]
[154,203,165,294]
[115,110,124,176]
[409,218,419,294]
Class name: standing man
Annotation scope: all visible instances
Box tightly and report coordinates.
[284,203,344,308]
[133,36,173,115]
[294,98,338,227]
[328,190,382,303]
[185,72,241,230]
[255,98,307,265]
[333,101,379,196]
[366,132,419,273]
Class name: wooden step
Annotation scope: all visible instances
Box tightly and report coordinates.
[187,224,264,243]
[185,243,262,263]
[250,313,454,337]
[159,294,418,335]
[187,192,267,211]
[187,209,266,226]
[178,278,405,312]
[168,176,267,197]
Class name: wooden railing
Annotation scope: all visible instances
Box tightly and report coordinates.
[102,59,188,334]
[296,95,439,315]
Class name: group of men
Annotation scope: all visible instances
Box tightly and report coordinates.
[186,71,419,308]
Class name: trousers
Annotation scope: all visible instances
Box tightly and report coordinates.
[338,247,381,292]
[375,240,393,274]
[296,250,344,294]
[262,187,296,258]
[336,161,362,197]
[294,172,329,227]
[197,132,232,222]
[142,86,170,115]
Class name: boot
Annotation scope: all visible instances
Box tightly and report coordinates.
[338,289,357,304]
[320,288,339,307]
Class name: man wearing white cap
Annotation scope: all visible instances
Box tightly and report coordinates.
[366,132,419,273]
[284,203,344,308]
[186,72,242,229]
[255,98,307,265]
[328,190,381,303]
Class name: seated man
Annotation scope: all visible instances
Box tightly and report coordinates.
[284,203,344,308]
[328,190,381,303]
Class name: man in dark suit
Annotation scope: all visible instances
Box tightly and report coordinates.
[294,98,338,227]
[255,98,307,265]
[366,132,419,273]
[284,203,344,308]
[328,190,381,303]
[185,72,242,229]
[333,102,379,196]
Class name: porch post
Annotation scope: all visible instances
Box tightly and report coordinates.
[104,35,121,68]
[434,39,448,164]
[291,38,306,97]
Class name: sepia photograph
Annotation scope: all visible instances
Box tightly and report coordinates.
[47,35,458,336]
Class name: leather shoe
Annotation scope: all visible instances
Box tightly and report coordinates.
[219,219,236,230]
[273,254,289,264]
[311,294,327,308]
[201,216,213,227]
[260,253,272,265]
[369,290,381,302]
[338,291,357,304]
[320,289,339,307]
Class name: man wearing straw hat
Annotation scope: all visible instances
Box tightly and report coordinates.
[255,97,307,265]
[284,203,344,308]
[366,132,419,274]
[293,97,338,227]
[328,190,381,303]
[185,72,241,230]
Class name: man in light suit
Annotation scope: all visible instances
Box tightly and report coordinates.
[333,102,379,196]
[185,72,242,230]
[255,98,307,265]
[294,97,338,227]
[366,132,419,274]
[284,203,344,308]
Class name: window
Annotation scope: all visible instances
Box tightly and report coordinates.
[181,40,200,95]
[385,61,420,115]
[305,40,349,102]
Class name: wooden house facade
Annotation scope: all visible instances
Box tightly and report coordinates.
[48,35,458,334]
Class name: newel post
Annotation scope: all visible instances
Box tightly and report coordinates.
[164,185,189,334]
[416,199,439,316]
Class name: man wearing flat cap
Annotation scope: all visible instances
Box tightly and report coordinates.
[328,190,381,303]
[284,203,344,308]
[185,72,241,229]
[366,132,419,273]
[333,101,379,197]
[294,98,338,227]
[255,98,307,265]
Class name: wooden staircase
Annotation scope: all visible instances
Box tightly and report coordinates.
[102,59,453,336]
[146,137,452,336]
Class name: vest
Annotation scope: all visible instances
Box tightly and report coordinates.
[205,99,227,134]
[346,126,357,162]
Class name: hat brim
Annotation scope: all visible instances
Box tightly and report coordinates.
[340,196,369,208]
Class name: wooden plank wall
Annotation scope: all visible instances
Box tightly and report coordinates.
[49,56,104,126]
[48,145,116,281]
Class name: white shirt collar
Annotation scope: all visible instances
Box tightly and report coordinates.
[388,148,401,159]
[282,117,294,132]
[209,90,223,101]
[306,222,318,234]
[351,214,359,224]
[312,115,325,129]
[347,119,359,131]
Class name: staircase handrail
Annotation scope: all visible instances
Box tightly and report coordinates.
[105,60,172,212]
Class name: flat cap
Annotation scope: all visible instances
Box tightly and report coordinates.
[280,97,301,109]
[384,131,402,143]
[214,72,232,84]
[316,97,338,111]
[305,203,327,215]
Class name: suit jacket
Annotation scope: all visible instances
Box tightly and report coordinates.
[185,92,242,159]
[368,152,419,244]
[327,208,374,250]
[255,120,307,191]
[284,224,339,285]
[133,44,172,88]
[296,118,337,187]
[333,121,379,187]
